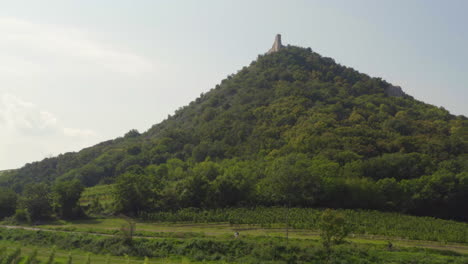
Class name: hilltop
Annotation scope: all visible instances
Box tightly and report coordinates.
[1,39,467,220]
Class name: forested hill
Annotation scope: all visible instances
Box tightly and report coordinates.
[2,46,467,220]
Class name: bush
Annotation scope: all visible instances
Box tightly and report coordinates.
[13,209,30,223]
[319,209,350,251]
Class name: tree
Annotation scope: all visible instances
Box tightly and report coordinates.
[264,154,321,206]
[19,183,53,222]
[210,162,254,207]
[376,178,404,210]
[114,166,159,215]
[192,161,221,181]
[124,129,140,138]
[178,173,210,208]
[77,164,106,187]
[0,187,17,219]
[52,179,84,219]
[319,209,349,252]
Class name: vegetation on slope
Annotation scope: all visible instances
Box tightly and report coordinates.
[0,46,466,221]
[139,207,468,243]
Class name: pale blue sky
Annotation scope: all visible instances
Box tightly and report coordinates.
[0,0,467,169]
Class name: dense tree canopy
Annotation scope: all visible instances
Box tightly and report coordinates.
[19,183,53,221]
[52,179,84,219]
[113,165,161,216]
[0,187,17,219]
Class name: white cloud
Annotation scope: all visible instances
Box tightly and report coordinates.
[0,93,99,169]
[0,17,156,76]
[63,127,97,138]
[0,17,159,169]
[0,93,96,138]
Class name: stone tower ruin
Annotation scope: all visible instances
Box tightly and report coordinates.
[267,34,284,54]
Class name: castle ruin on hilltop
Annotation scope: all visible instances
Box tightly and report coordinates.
[267,34,284,54]
[266,34,406,97]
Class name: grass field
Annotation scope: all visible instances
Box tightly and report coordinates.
[0,240,225,264]
[78,185,468,244]
[0,224,466,264]
[18,218,468,255]
[140,208,468,243]
[33,185,466,263]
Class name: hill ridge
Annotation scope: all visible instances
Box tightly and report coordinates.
[1,43,466,220]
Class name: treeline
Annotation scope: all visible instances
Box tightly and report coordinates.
[0,180,84,222]
[111,154,467,220]
[1,46,466,221]
[1,154,465,223]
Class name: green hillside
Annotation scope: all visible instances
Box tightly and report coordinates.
[1,45,467,220]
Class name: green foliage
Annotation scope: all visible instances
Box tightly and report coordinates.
[88,197,105,215]
[79,184,114,214]
[12,209,29,224]
[262,153,321,205]
[1,248,20,264]
[66,252,72,264]
[52,179,84,219]
[119,218,136,244]
[44,247,55,264]
[18,184,52,222]
[124,129,140,139]
[0,188,17,219]
[319,209,349,251]
[209,161,255,207]
[140,207,468,243]
[23,249,38,264]
[0,227,465,263]
[113,166,160,216]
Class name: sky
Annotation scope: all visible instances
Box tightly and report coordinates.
[0,0,467,170]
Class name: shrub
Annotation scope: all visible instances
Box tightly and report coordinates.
[319,209,349,251]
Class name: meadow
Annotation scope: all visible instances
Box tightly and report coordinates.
[79,185,468,244]
[0,226,466,264]
[2,185,461,263]
[141,208,468,244]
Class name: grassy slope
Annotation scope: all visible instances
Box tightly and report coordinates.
[79,184,115,207]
